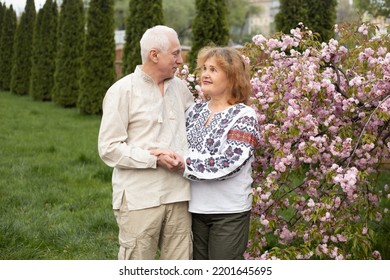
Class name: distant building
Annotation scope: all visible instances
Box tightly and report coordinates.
[114,30,125,79]
[362,12,390,34]
[245,0,280,36]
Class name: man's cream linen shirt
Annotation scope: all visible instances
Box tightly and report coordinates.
[98,66,194,211]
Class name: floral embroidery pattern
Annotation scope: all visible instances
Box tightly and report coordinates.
[185,102,260,180]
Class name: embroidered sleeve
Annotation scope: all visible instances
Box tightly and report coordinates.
[184,111,260,181]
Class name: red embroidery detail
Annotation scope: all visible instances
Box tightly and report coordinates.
[227,130,258,147]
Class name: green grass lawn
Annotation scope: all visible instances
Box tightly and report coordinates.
[0,91,117,259]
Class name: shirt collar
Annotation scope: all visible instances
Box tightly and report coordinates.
[135,65,174,88]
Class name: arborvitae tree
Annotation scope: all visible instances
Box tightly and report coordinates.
[122,0,163,75]
[30,0,58,101]
[30,3,44,99]
[275,0,309,35]
[52,0,85,107]
[0,2,6,46]
[162,0,195,44]
[78,0,116,115]
[215,0,229,45]
[121,0,140,75]
[10,0,36,96]
[0,5,17,91]
[275,0,337,42]
[187,0,230,71]
[305,0,337,42]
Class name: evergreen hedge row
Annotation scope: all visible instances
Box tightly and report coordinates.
[0,0,339,114]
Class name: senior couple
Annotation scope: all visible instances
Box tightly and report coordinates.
[98,25,260,260]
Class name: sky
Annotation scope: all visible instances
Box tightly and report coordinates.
[1,0,47,14]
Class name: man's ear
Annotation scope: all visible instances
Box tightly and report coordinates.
[150,49,158,63]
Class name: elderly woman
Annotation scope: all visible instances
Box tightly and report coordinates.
[183,46,260,260]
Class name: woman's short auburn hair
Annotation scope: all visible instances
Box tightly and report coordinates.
[196,46,252,105]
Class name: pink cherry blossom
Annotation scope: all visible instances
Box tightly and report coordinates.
[178,21,389,260]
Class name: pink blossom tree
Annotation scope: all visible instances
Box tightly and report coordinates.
[178,20,389,259]
[244,21,389,260]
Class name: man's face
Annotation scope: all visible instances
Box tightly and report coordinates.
[157,35,183,79]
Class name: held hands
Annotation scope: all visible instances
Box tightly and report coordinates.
[149,148,185,173]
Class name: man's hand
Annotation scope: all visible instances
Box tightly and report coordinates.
[150,148,184,172]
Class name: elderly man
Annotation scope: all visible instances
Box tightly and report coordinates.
[98,25,194,260]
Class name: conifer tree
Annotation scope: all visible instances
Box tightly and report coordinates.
[275,0,308,35]
[306,0,337,42]
[52,0,85,107]
[30,0,58,101]
[122,0,163,75]
[0,5,17,91]
[11,0,36,96]
[0,3,6,46]
[275,0,337,42]
[215,0,229,46]
[187,0,229,71]
[121,0,140,75]
[78,0,116,115]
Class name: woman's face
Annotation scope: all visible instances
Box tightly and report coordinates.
[200,57,231,98]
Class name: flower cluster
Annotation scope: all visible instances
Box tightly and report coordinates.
[176,64,204,101]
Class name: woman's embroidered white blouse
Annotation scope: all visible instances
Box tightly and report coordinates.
[183,101,260,214]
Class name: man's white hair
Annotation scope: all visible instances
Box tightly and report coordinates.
[140,25,179,63]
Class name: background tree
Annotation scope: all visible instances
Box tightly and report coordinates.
[10,0,36,96]
[114,0,128,30]
[0,2,5,46]
[275,0,309,35]
[122,0,163,76]
[337,0,358,23]
[215,0,230,44]
[30,0,58,101]
[354,0,390,17]
[275,0,337,42]
[187,0,230,71]
[114,0,194,45]
[114,0,264,47]
[162,0,195,45]
[78,0,116,115]
[306,0,337,42]
[52,0,85,107]
[0,5,17,91]
[226,0,262,43]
